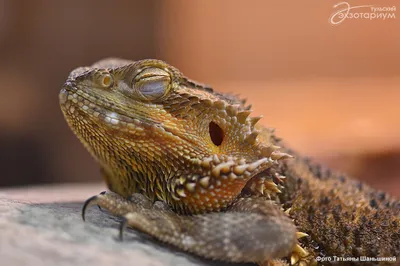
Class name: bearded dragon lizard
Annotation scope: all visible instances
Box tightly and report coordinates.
[59,58,400,265]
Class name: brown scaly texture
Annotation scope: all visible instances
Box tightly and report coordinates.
[59,58,399,265]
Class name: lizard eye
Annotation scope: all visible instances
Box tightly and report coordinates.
[133,67,171,100]
[93,70,114,88]
[101,74,113,87]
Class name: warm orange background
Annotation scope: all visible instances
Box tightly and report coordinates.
[0,1,399,196]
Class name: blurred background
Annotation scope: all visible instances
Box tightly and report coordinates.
[0,0,399,196]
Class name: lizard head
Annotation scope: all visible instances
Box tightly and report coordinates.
[60,59,290,213]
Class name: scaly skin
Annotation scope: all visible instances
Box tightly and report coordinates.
[60,58,399,265]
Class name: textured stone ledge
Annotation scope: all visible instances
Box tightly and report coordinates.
[0,184,251,266]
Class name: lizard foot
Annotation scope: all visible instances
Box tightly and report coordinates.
[82,191,154,221]
[82,191,299,264]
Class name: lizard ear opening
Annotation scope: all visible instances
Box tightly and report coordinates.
[209,122,224,146]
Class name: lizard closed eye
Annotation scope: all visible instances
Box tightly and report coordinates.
[60,58,400,266]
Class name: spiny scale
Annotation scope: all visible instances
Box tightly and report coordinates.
[250,116,263,127]
[237,110,252,124]
[245,131,259,144]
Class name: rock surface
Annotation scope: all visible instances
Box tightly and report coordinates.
[0,184,252,266]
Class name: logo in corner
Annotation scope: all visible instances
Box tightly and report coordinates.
[329,2,396,25]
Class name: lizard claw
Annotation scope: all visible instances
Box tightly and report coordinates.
[82,194,100,221]
[82,193,134,242]
[118,216,128,241]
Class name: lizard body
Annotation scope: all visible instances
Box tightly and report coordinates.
[59,58,399,265]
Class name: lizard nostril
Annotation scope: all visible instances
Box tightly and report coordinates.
[209,122,224,146]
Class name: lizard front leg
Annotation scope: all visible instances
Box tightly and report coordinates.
[83,191,298,264]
